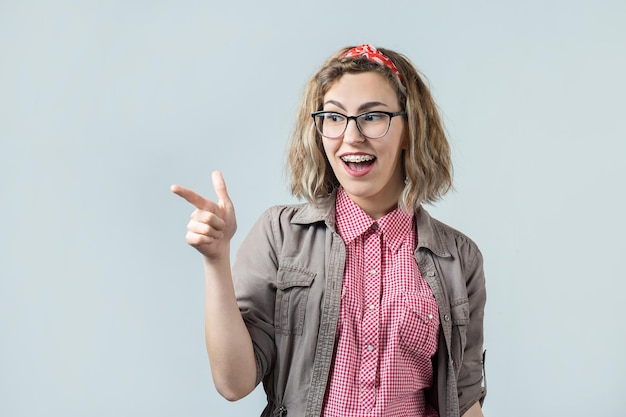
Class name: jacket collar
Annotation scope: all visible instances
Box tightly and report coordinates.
[414,206,451,258]
[290,190,338,231]
[291,191,451,258]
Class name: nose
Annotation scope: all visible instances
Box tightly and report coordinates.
[342,118,365,144]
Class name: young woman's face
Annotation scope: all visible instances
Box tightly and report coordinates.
[321,72,406,219]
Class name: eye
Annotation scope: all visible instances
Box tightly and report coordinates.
[361,112,386,122]
[327,113,345,122]
[324,112,345,123]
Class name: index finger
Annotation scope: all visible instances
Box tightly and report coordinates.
[170,184,216,211]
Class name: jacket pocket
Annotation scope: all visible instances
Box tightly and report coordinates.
[275,265,316,336]
[450,299,469,374]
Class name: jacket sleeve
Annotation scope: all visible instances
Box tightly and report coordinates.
[457,244,487,415]
[231,209,279,386]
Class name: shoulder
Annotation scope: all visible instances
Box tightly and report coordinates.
[257,196,336,228]
[416,207,482,263]
[261,202,312,221]
[433,217,481,255]
[246,200,333,245]
[424,214,486,301]
[254,202,320,231]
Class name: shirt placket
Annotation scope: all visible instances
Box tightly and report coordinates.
[359,223,381,411]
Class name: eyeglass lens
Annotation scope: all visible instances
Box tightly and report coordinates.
[315,112,391,139]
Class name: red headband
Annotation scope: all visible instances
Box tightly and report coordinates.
[342,44,402,80]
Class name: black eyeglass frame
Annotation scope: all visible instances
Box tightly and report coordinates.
[311,110,407,139]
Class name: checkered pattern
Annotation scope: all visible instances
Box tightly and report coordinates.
[322,188,440,417]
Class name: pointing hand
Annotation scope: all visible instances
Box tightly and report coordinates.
[171,171,237,261]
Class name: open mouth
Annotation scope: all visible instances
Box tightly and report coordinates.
[340,154,376,172]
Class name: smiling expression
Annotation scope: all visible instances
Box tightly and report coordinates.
[321,72,406,219]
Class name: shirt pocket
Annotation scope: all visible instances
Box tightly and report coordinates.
[275,265,316,336]
[450,299,470,374]
[398,291,440,358]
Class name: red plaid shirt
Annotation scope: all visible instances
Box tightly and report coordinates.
[322,188,440,417]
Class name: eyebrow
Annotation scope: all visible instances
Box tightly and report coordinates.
[323,100,389,113]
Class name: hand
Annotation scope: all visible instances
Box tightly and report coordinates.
[171,171,237,261]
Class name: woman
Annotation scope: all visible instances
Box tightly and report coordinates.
[172,44,487,417]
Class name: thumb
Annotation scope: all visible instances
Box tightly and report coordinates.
[212,170,232,207]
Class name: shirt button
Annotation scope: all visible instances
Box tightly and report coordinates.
[367,345,374,351]
[371,223,378,231]
[369,304,376,310]
[428,313,433,319]
[369,269,377,275]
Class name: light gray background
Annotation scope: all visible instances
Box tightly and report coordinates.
[1,1,625,416]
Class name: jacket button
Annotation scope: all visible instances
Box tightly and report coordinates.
[444,314,450,321]
[426,271,435,277]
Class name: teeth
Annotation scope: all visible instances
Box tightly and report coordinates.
[341,155,375,163]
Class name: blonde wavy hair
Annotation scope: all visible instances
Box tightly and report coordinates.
[288,45,452,211]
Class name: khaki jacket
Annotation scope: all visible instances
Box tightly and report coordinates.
[232,193,486,417]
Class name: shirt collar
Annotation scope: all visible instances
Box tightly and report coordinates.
[335,187,376,244]
[378,205,414,252]
[289,188,451,258]
[335,187,414,252]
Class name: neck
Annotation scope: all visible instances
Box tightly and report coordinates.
[359,200,399,220]
[348,184,404,220]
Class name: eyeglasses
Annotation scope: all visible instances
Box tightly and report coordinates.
[311,110,406,139]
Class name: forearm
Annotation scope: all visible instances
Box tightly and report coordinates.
[203,255,256,401]
[171,176,255,399]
